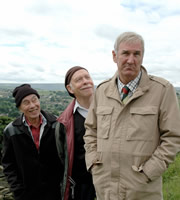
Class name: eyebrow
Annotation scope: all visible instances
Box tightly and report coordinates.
[122,49,141,53]
[22,95,37,102]
[122,50,141,55]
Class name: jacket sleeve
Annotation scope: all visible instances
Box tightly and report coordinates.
[143,83,180,180]
[55,122,65,167]
[1,125,24,193]
[84,92,100,171]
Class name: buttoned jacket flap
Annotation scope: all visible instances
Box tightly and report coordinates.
[96,106,113,115]
[130,106,158,115]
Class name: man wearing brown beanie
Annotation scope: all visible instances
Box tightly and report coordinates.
[55,66,96,200]
[1,84,62,200]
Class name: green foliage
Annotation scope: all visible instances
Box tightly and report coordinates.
[163,153,180,200]
[39,90,72,116]
[0,116,14,160]
[176,91,180,108]
[178,95,180,108]
[0,95,20,118]
[0,89,72,118]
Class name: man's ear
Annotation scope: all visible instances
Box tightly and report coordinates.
[66,84,74,95]
[112,50,117,63]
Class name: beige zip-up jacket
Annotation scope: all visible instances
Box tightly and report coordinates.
[84,66,180,200]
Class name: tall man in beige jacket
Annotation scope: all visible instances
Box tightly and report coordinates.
[84,32,180,200]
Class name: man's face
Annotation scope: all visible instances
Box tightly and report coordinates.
[19,94,40,121]
[112,41,143,84]
[67,69,94,99]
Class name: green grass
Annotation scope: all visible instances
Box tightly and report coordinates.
[163,153,180,200]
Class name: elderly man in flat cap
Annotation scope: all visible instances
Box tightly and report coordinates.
[55,66,96,200]
[1,84,62,200]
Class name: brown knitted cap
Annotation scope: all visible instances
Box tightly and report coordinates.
[12,84,40,107]
[65,66,87,98]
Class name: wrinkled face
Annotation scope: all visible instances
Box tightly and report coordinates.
[112,41,143,84]
[19,94,40,121]
[67,69,94,99]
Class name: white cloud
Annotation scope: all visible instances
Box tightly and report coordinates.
[0,0,179,86]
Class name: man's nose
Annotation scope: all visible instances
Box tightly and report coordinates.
[82,77,89,84]
[29,101,35,107]
[127,54,134,64]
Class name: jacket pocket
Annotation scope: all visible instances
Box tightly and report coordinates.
[130,106,157,115]
[127,106,158,141]
[96,106,113,138]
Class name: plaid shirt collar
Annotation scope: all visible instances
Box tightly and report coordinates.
[117,70,142,97]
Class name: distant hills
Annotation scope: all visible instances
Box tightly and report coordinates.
[0,83,180,92]
[0,83,66,91]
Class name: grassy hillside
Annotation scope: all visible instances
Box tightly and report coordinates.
[163,153,180,200]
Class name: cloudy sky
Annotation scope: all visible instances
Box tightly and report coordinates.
[0,0,180,86]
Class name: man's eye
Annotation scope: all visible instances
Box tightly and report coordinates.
[76,78,82,82]
[32,97,38,102]
[85,76,90,79]
[134,52,141,56]
[22,101,29,106]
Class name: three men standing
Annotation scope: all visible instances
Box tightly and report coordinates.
[2,32,180,200]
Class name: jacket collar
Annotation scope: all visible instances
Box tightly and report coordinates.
[57,99,76,126]
[134,66,150,94]
[12,110,56,126]
[105,72,121,102]
[105,66,150,102]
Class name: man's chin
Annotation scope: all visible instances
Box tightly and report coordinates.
[28,111,40,118]
[83,93,93,98]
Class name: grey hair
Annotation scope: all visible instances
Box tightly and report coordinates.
[114,32,145,55]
